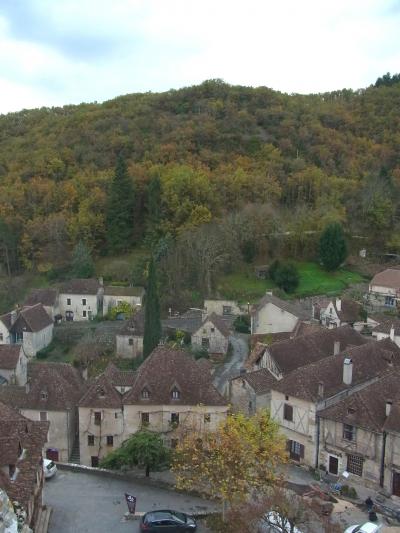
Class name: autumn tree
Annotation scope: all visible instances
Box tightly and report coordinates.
[172,410,286,516]
[100,430,169,477]
[71,240,95,278]
[146,174,162,245]
[105,155,135,253]
[143,257,162,358]
[319,222,347,271]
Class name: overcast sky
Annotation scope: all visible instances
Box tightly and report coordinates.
[0,0,399,114]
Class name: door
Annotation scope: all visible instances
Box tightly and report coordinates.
[328,455,339,475]
[287,440,304,462]
[46,448,59,462]
[91,456,99,467]
[65,310,74,321]
[393,472,400,496]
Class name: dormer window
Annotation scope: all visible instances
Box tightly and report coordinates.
[171,387,180,400]
[9,464,17,480]
[347,407,356,415]
[141,387,150,399]
[97,387,105,397]
[41,391,48,401]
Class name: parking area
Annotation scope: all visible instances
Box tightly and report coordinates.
[44,469,215,532]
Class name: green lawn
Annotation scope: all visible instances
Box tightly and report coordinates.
[217,262,366,303]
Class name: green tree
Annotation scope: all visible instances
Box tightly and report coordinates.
[105,155,135,253]
[274,262,300,293]
[146,174,162,244]
[71,240,95,278]
[100,430,170,477]
[319,223,347,271]
[143,257,162,358]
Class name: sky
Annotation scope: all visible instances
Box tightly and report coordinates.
[0,0,399,114]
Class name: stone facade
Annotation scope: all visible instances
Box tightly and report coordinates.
[191,315,229,355]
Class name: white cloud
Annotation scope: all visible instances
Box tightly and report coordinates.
[0,0,399,113]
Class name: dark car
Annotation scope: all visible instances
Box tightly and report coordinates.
[140,509,197,532]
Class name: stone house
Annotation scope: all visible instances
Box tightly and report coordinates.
[0,401,49,530]
[318,371,400,496]
[59,278,103,321]
[191,313,230,356]
[163,309,203,341]
[116,310,144,358]
[24,288,60,320]
[78,348,228,467]
[250,294,309,335]
[0,304,54,357]
[269,340,400,469]
[372,318,400,348]
[203,299,242,317]
[367,268,400,309]
[0,345,28,386]
[103,286,144,316]
[0,363,84,462]
[230,368,278,415]
[312,297,362,329]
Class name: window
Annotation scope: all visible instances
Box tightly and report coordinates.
[204,413,211,423]
[171,387,180,400]
[347,454,364,476]
[0,333,3,341]
[106,435,114,446]
[41,391,48,401]
[210,327,215,333]
[94,411,101,425]
[40,411,47,422]
[171,413,179,426]
[141,412,150,425]
[97,387,105,397]
[343,424,355,441]
[67,298,71,305]
[83,310,87,318]
[285,395,289,401]
[202,337,210,348]
[385,296,395,307]
[82,298,86,306]
[120,387,125,394]
[283,403,293,422]
[222,306,232,315]
[141,387,150,399]
[287,440,304,462]
[128,338,134,346]
[88,435,94,446]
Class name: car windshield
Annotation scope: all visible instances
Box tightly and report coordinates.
[171,511,186,523]
[46,461,55,470]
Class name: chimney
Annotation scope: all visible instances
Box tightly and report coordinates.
[318,382,324,398]
[386,400,393,417]
[10,310,17,326]
[334,340,341,356]
[390,325,395,341]
[343,357,353,385]
[336,298,342,312]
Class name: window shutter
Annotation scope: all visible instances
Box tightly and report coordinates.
[286,440,292,452]
[300,444,305,459]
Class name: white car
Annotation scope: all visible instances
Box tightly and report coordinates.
[258,511,304,533]
[43,459,57,479]
[344,523,381,533]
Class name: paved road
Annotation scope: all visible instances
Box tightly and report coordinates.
[212,334,249,396]
[44,470,215,532]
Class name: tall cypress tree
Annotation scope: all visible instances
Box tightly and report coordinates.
[106,155,135,254]
[143,257,162,358]
[319,222,347,271]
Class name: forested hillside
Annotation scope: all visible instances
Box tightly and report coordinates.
[0,77,399,281]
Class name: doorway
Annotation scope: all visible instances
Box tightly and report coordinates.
[328,455,339,475]
[393,472,400,497]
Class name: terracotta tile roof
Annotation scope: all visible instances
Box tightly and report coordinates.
[336,299,362,323]
[16,304,53,332]
[196,357,214,375]
[319,371,400,433]
[0,402,48,511]
[246,325,368,372]
[252,294,309,320]
[370,268,400,290]
[194,313,230,338]
[272,340,400,402]
[0,345,23,370]
[0,362,84,411]
[233,368,278,394]
[123,345,227,406]
[246,342,269,370]
[59,278,101,295]
[104,363,137,387]
[373,318,400,336]
[78,371,128,409]
[24,288,58,307]
[249,322,321,351]
[118,309,145,336]
[104,286,144,297]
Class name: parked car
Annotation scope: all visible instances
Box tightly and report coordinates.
[344,523,381,533]
[43,458,57,479]
[140,510,196,532]
[258,511,304,533]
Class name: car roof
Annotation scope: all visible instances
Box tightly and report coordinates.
[359,524,380,533]
[145,510,183,520]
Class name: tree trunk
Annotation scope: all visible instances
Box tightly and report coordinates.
[145,465,150,477]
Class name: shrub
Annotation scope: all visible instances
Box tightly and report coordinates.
[274,262,300,293]
[233,314,251,333]
[268,259,282,282]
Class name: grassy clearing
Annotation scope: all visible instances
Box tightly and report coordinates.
[95,247,150,283]
[217,262,366,303]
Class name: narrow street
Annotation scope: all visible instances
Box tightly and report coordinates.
[212,334,249,397]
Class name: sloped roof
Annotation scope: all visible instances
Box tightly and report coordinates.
[78,372,124,409]
[246,325,367,372]
[104,286,144,297]
[233,368,278,394]
[319,371,400,433]
[196,357,214,375]
[193,313,230,338]
[0,362,84,411]
[273,340,400,402]
[252,294,309,320]
[370,268,400,290]
[24,288,58,307]
[59,278,101,295]
[384,400,400,433]
[104,363,137,387]
[373,318,400,336]
[17,304,53,332]
[123,345,227,406]
[0,345,23,370]
[118,309,145,337]
[163,309,203,334]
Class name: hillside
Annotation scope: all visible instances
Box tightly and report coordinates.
[0,77,399,279]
